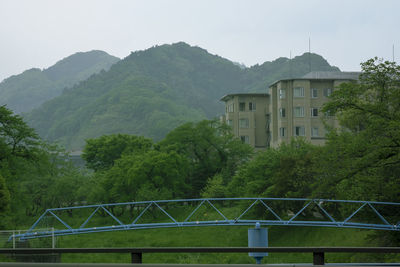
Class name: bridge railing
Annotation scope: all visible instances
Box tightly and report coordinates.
[0,229,56,249]
[1,247,400,265]
[14,198,400,240]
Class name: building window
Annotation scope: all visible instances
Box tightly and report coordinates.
[249,102,256,111]
[279,89,286,99]
[293,87,305,97]
[311,127,319,137]
[293,107,304,117]
[239,118,249,128]
[240,135,249,144]
[227,104,234,112]
[279,108,286,118]
[227,120,233,127]
[311,88,318,98]
[279,127,286,137]
[311,107,318,117]
[294,126,305,136]
[239,102,246,111]
[323,88,332,97]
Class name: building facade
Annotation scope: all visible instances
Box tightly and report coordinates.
[220,93,270,149]
[268,71,359,147]
[221,72,360,149]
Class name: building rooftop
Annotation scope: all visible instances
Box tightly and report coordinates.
[301,71,361,80]
[269,71,361,87]
[220,93,269,102]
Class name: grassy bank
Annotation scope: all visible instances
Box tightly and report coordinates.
[47,225,394,264]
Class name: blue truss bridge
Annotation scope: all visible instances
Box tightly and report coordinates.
[13,198,400,240]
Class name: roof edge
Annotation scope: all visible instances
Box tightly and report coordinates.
[220,93,269,101]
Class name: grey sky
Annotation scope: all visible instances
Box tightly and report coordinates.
[0,0,399,82]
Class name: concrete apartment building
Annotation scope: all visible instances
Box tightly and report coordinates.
[220,93,270,149]
[220,71,360,148]
[269,71,360,147]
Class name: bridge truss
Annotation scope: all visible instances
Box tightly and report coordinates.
[14,198,400,240]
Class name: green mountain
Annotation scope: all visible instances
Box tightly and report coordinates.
[243,54,340,92]
[0,50,120,113]
[25,42,339,150]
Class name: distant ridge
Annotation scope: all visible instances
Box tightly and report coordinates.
[0,50,119,113]
[24,42,339,150]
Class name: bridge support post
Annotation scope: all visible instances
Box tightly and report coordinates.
[248,222,268,264]
[52,227,55,249]
[131,252,142,264]
[313,251,325,265]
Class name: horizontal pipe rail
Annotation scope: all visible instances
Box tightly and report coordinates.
[2,247,400,253]
[1,265,397,267]
[1,247,400,265]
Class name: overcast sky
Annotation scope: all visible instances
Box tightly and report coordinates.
[0,0,399,82]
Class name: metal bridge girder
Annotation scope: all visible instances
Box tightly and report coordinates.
[11,197,400,240]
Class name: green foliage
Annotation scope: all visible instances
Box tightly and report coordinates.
[0,105,39,162]
[84,120,253,202]
[228,139,317,198]
[0,105,42,224]
[0,51,119,114]
[93,150,189,203]
[159,120,254,197]
[244,53,340,92]
[201,174,226,198]
[6,143,91,225]
[82,134,153,171]
[0,105,91,227]
[27,75,206,150]
[56,225,376,264]
[318,58,400,202]
[0,174,10,227]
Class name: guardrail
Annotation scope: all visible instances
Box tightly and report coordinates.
[17,198,400,240]
[1,247,400,265]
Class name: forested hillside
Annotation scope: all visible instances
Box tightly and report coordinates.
[0,50,119,113]
[24,42,339,150]
[244,54,340,92]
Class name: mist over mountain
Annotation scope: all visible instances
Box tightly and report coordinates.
[23,42,339,150]
[0,50,120,113]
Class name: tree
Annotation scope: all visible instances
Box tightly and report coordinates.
[94,150,189,203]
[0,106,90,225]
[317,58,400,202]
[0,105,41,222]
[227,139,317,198]
[0,105,39,163]
[0,174,10,225]
[82,134,153,171]
[201,174,226,198]
[317,58,400,248]
[225,139,318,220]
[158,120,254,197]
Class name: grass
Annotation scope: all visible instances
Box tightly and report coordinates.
[46,225,391,264]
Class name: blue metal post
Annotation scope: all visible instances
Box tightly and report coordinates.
[248,222,268,264]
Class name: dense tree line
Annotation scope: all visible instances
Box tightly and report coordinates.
[0,105,89,227]
[82,120,254,203]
